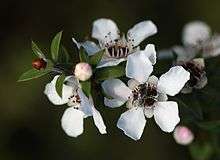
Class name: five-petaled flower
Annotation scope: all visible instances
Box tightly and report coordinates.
[92,18,157,68]
[102,66,190,140]
[44,75,106,137]
[174,21,220,61]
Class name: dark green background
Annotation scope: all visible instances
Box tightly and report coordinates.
[1,0,220,159]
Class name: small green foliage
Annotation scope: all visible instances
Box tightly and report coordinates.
[31,41,45,58]
[79,47,89,62]
[189,142,213,160]
[55,73,66,98]
[89,49,104,66]
[59,45,70,63]
[18,60,53,82]
[80,80,91,97]
[51,31,63,62]
[95,65,125,81]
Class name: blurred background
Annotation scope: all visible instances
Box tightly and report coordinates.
[1,0,220,159]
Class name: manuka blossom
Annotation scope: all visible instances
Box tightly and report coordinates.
[73,19,157,78]
[91,18,157,68]
[173,21,220,61]
[176,58,207,93]
[44,75,106,137]
[102,66,190,140]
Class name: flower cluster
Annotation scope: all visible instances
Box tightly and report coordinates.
[18,18,220,152]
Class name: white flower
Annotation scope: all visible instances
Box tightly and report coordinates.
[92,18,157,68]
[173,126,194,145]
[177,58,207,93]
[173,21,220,60]
[44,75,106,137]
[182,21,211,47]
[74,62,93,81]
[102,66,190,140]
[73,19,157,83]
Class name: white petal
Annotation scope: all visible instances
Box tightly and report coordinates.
[96,57,126,68]
[117,107,146,140]
[91,106,107,134]
[77,89,93,117]
[157,66,190,96]
[182,21,211,46]
[72,38,100,56]
[102,79,132,100]
[126,51,153,83]
[127,20,157,47]
[172,45,196,61]
[104,97,126,108]
[44,76,73,105]
[144,44,157,65]
[154,101,180,132]
[157,49,174,59]
[144,107,154,118]
[61,107,84,137]
[92,18,120,42]
[204,35,220,57]
[148,75,158,85]
[127,79,140,90]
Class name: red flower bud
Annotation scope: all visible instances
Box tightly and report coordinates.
[32,58,47,70]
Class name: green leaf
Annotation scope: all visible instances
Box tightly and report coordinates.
[55,73,66,98]
[18,60,53,82]
[18,69,50,82]
[31,41,45,58]
[79,47,89,62]
[59,45,70,63]
[51,31,63,62]
[95,65,125,81]
[197,121,220,133]
[189,143,213,160]
[80,80,91,97]
[89,49,104,66]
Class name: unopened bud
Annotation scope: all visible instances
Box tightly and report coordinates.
[173,126,194,145]
[74,62,92,81]
[32,58,47,70]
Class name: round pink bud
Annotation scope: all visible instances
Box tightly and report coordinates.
[173,126,194,145]
[74,62,92,81]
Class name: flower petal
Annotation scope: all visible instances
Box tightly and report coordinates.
[92,18,120,42]
[104,97,126,108]
[91,106,107,134]
[61,107,84,137]
[204,35,220,57]
[182,21,211,46]
[44,76,73,105]
[127,79,140,90]
[127,20,157,47]
[77,89,93,117]
[102,79,132,100]
[117,107,146,140]
[96,57,126,68]
[154,101,180,132]
[126,50,153,83]
[172,45,196,61]
[144,44,157,65]
[144,107,154,118]
[72,38,100,56]
[157,66,190,96]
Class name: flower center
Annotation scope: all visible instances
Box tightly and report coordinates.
[132,83,158,108]
[181,61,205,87]
[107,45,130,58]
[68,93,81,108]
[103,33,133,59]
